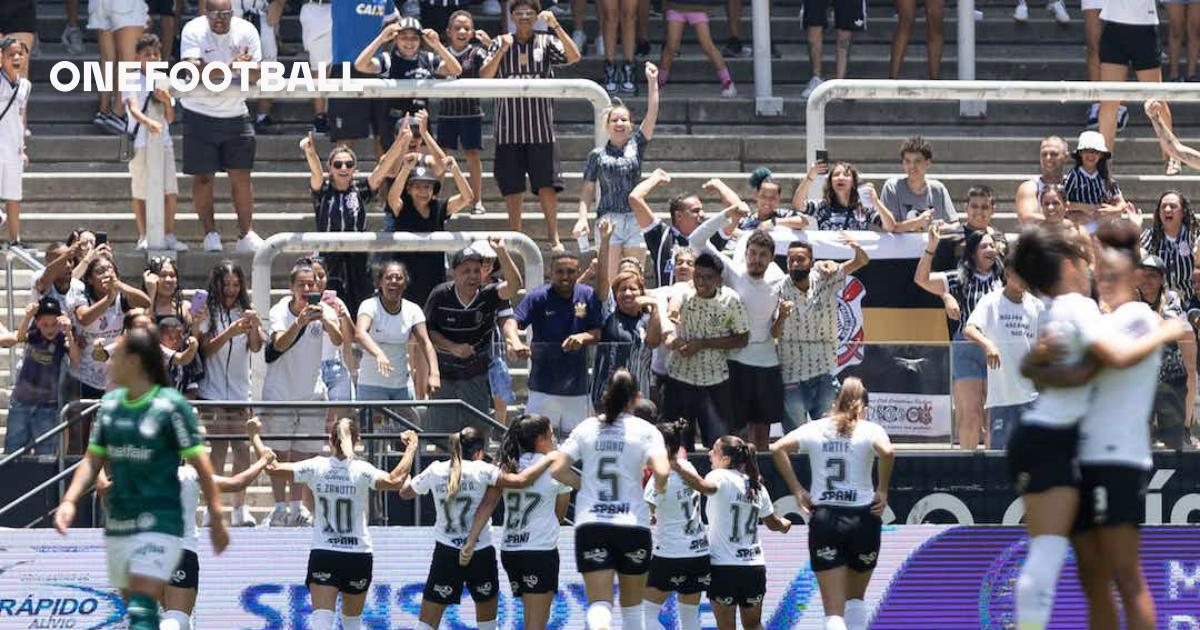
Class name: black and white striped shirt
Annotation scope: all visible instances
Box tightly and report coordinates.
[485,32,568,145]
[440,44,487,118]
[1064,165,1120,207]
[945,270,1004,336]
[1142,226,1196,302]
[312,179,372,232]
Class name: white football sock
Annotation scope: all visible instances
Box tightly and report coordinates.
[1016,535,1069,630]
[643,600,664,630]
[620,604,644,630]
[824,615,848,630]
[845,598,867,630]
[678,602,701,630]
[587,601,613,630]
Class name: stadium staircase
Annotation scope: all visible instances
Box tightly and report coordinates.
[3,0,1199,522]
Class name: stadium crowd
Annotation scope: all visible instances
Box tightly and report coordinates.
[2,0,1200,517]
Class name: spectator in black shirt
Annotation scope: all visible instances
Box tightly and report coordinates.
[386,149,475,307]
[354,17,462,128]
[480,0,581,251]
[301,129,405,317]
[629,167,729,288]
[931,185,1010,272]
[424,240,523,432]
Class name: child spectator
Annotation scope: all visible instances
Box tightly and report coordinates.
[1064,130,1128,226]
[159,315,203,397]
[354,16,462,122]
[386,152,475,307]
[656,0,736,97]
[124,41,182,251]
[0,37,31,245]
[6,298,78,456]
[439,10,490,214]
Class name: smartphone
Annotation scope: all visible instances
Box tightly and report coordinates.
[815,149,829,164]
[305,292,322,306]
[95,231,108,246]
[189,289,208,316]
[321,290,337,304]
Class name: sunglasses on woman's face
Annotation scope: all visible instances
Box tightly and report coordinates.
[208,9,234,19]
[332,160,355,169]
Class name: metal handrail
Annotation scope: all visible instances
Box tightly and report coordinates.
[4,245,46,387]
[0,398,505,525]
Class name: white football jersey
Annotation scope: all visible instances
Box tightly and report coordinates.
[178,465,201,552]
[1079,301,1161,469]
[410,459,501,549]
[787,418,887,508]
[560,413,667,529]
[644,465,708,558]
[501,453,572,551]
[1023,293,1104,428]
[293,457,387,553]
[704,468,774,567]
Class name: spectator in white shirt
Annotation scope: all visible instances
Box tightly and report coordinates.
[356,260,439,402]
[963,273,1044,449]
[197,260,263,527]
[122,34,186,252]
[0,39,31,244]
[179,1,265,253]
[261,259,345,527]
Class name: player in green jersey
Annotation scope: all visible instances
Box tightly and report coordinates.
[54,328,229,630]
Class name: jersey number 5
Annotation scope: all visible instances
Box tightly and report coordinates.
[598,456,620,501]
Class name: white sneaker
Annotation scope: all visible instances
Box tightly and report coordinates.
[164,233,189,251]
[203,231,223,252]
[801,75,824,99]
[232,504,257,527]
[235,230,265,253]
[290,505,313,527]
[61,24,84,55]
[135,237,148,251]
[267,505,289,528]
[1013,2,1029,21]
[572,29,587,53]
[593,36,605,57]
[720,83,738,98]
[473,201,487,215]
[401,0,420,17]
[1048,0,1070,23]
[482,0,502,15]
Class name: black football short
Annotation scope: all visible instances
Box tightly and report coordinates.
[169,549,199,590]
[574,524,652,575]
[1073,464,1148,532]
[424,543,500,605]
[707,565,767,608]
[646,555,711,594]
[305,549,374,595]
[501,549,560,596]
[1007,421,1080,495]
[807,505,882,573]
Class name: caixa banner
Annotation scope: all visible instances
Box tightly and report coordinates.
[3,526,1200,628]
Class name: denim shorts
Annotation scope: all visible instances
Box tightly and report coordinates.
[595,212,645,249]
[951,334,987,381]
[356,383,411,402]
[488,355,516,404]
[4,400,59,456]
[321,359,354,402]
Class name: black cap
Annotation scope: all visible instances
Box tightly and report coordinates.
[35,297,62,318]
[450,245,485,269]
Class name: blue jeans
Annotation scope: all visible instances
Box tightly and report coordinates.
[5,400,59,456]
[356,384,412,402]
[321,359,354,401]
[782,373,839,432]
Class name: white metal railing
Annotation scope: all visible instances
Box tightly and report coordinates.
[5,247,45,387]
[805,79,1200,169]
[751,0,782,116]
[144,78,611,254]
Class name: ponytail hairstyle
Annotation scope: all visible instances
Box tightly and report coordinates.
[600,368,640,424]
[330,417,360,460]
[656,420,688,456]
[716,436,762,501]
[1095,219,1143,268]
[497,414,551,473]
[830,377,870,436]
[447,426,486,498]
